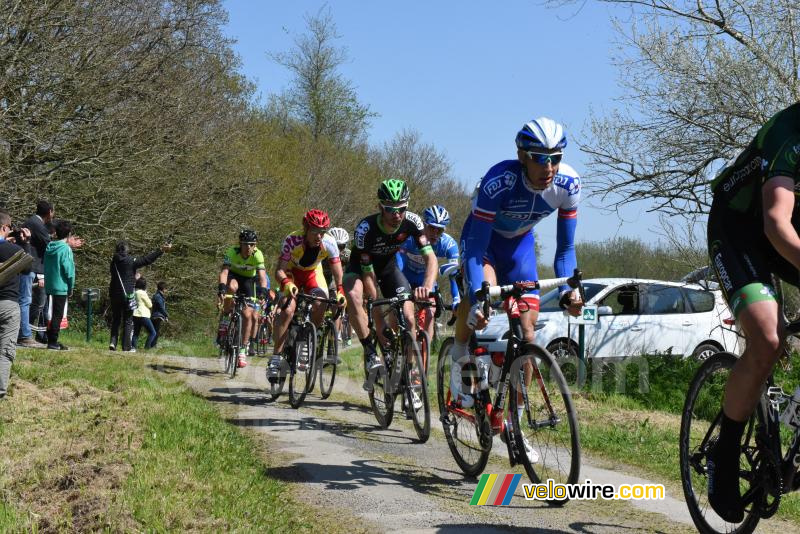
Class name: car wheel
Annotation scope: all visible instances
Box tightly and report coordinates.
[547,339,578,361]
[691,342,719,361]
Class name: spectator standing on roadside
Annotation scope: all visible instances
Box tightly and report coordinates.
[150,281,168,348]
[109,240,171,352]
[0,210,32,399]
[43,220,75,351]
[131,278,157,350]
[17,200,53,348]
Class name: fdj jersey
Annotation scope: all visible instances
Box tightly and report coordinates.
[223,246,265,278]
[708,102,800,317]
[462,159,580,303]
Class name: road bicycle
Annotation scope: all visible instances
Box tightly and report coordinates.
[437,270,584,505]
[268,292,338,408]
[218,293,249,379]
[364,293,433,442]
[255,299,273,356]
[680,312,800,533]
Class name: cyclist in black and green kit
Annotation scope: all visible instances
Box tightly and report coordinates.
[344,179,438,391]
[217,229,269,368]
[706,103,800,522]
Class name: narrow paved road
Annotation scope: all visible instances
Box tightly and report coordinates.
[145,353,792,533]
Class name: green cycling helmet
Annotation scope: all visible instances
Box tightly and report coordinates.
[377,179,410,203]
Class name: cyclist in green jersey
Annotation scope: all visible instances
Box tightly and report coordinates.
[705,102,800,522]
[217,229,269,368]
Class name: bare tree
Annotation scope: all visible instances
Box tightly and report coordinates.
[549,0,800,216]
[268,7,376,146]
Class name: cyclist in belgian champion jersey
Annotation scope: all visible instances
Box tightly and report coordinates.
[269,210,346,378]
[396,204,460,343]
[705,103,800,522]
[344,179,438,390]
[451,117,584,419]
[217,229,269,368]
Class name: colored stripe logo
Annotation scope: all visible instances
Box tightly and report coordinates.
[469,474,522,506]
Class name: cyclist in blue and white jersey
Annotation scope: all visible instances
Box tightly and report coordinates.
[451,117,585,421]
[396,204,461,343]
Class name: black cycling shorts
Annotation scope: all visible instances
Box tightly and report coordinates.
[227,272,258,299]
[345,256,412,298]
[707,197,800,316]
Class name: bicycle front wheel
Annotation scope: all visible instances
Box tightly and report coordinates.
[404,332,430,442]
[319,322,338,399]
[510,344,579,505]
[417,329,431,380]
[437,337,490,477]
[227,313,242,379]
[289,323,316,409]
[368,342,394,428]
[679,351,761,534]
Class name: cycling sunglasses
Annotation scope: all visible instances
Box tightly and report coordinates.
[526,151,563,166]
[381,204,408,214]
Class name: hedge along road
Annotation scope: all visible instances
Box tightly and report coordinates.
[145,351,785,534]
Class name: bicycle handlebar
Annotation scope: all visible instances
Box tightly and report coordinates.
[474,268,585,305]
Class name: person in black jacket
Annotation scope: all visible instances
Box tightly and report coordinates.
[109,240,171,352]
[18,200,52,347]
[1,210,33,399]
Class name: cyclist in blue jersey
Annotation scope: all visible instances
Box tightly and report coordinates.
[450,117,584,426]
[396,204,460,343]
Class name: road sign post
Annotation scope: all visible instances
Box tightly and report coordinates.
[568,305,598,387]
[81,288,100,342]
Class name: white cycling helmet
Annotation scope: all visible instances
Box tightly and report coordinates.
[328,227,350,246]
[515,117,567,151]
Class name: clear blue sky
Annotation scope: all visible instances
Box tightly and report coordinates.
[222,0,669,258]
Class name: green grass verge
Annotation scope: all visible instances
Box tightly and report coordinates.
[0,341,323,532]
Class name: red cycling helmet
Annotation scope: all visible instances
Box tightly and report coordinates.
[303,209,331,229]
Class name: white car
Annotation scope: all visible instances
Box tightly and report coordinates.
[475,278,740,360]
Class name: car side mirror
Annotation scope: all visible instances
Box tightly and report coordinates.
[597,305,614,316]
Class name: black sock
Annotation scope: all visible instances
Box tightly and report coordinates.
[360,337,375,354]
[716,412,746,459]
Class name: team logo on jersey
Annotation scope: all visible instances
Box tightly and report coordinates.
[483,171,516,199]
[355,220,370,249]
[405,211,424,230]
[396,232,407,242]
[786,144,800,166]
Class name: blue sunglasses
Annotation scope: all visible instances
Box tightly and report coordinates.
[526,151,563,166]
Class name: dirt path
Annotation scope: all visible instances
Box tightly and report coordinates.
[144,353,790,533]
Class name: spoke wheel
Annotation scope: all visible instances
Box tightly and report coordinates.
[417,329,431,380]
[679,351,761,534]
[404,332,430,442]
[437,337,490,477]
[227,313,241,379]
[510,344,580,505]
[288,323,316,409]
[319,322,338,399]
[367,341,394,428]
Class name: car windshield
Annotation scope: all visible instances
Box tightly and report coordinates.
[539,283,607,312]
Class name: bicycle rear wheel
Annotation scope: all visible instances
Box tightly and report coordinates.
[289,323,316,409]
[437,337,490,477]
[404,332,430,442]
[367,342,394,428]
[510,344,579,505]
[679,351,761,534]
[256,321,270,356]
[319,322,338,399]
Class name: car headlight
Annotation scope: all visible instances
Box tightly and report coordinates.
[534,320,548,331]
[501,330,510,340]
